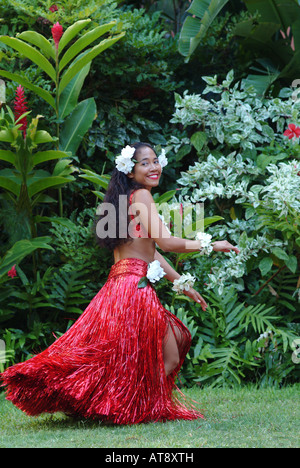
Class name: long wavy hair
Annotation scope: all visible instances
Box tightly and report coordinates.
[94,142,156,251]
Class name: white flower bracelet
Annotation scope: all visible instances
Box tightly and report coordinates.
[172,273,196,294]
[196,232,214,256]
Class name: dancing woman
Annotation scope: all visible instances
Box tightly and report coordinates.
[0,142,239,424]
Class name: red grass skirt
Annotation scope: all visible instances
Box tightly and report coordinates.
[0,258,203,424]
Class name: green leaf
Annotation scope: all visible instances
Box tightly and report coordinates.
[58,19,92,55]
[32,150,70,167]
[273,247,289,261]
[58,63,91,119]
[178,0,230,59]
[259,257,273,276]
[191,131,207,152]
[284,255,298,274]
[16,31,56,61]
[79,170,110,189]
[0,176,20,196]
[27,176,72,197]
[0,150,15,165]
[59,98,97,155]
[0,36,56,81]
[59,22,116,71]
[58,33,125,96]
[0,70,56,109]
[0,237,54,277]
[138,276,149,288]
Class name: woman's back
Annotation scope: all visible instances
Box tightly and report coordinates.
[113,189,156,264]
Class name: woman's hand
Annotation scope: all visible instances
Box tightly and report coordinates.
[183,287,208,311]
[212,240,240,254]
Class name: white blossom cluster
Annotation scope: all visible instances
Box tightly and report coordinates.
[205,234,288,296]
[178,151,261,202]
[171,70,300,150]
[258,160,300,217]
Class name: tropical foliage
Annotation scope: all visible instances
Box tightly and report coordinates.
[0,0,299,386]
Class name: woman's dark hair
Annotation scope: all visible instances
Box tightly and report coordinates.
[94,142,155,251]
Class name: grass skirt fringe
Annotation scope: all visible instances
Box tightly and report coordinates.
[0,258,203,424]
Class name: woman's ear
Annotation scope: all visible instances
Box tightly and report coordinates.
[127,172,134,179]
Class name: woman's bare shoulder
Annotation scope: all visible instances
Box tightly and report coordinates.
[132,189,154,204]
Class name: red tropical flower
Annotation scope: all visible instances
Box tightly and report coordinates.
[51,22,63,49]
[283,123,300,139]
[8,265,17,278]
[13,85,28,138]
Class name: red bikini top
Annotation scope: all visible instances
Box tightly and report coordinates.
[128,190,151,239]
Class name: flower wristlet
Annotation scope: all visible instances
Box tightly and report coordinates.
[196,232,214,256]
[172,273,196,294]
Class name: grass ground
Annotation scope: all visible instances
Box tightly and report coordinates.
[0,385,299,448]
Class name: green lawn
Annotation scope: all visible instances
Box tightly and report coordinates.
[0,385,299,448]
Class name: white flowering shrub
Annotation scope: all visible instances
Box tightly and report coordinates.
[169,72,300,304]
[164,72,300,386]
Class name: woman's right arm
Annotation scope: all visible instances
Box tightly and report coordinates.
[132,189,240,254]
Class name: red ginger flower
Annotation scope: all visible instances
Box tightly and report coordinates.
[8,264,17,278]
[52,22,63,49]
[13,85,28,138]
[283,123,300,139]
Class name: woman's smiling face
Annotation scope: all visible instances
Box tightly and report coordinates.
[127,146,161,190]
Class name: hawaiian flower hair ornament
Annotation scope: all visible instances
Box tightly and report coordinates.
[115,145,168,174]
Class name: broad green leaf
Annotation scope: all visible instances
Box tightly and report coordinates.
[0,36,56,81]
[284,255,298,274]
[0,150,15,165]
[0,176,20,196]
[0,237,54,277]
[58,33,125,96]
[16,31,56,61]
[273,247,289,261]
[32,150,70,167]
[58,63,91,119]
[59,98,97,155]
[0,70,55,109]
[79,170,110,189]
[156,190,177,204]
[179,0,230,59]
[27,176,71,197]
[259,257,273,276]
[59,22,116,71]
[58,19,92,55]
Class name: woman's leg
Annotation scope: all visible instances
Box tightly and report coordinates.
[163,324,181,377]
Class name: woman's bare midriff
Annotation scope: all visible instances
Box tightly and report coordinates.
[113,237,156,264]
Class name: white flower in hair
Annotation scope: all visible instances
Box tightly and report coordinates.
[158,149,168,168]
[146,260,166,283]
[115,145,136,174]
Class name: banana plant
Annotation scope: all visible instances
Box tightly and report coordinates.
[178,0,229,59]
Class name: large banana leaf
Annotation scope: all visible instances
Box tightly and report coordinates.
[178,0,229,59]
[59,98,97,155]
[0,237,54,277]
